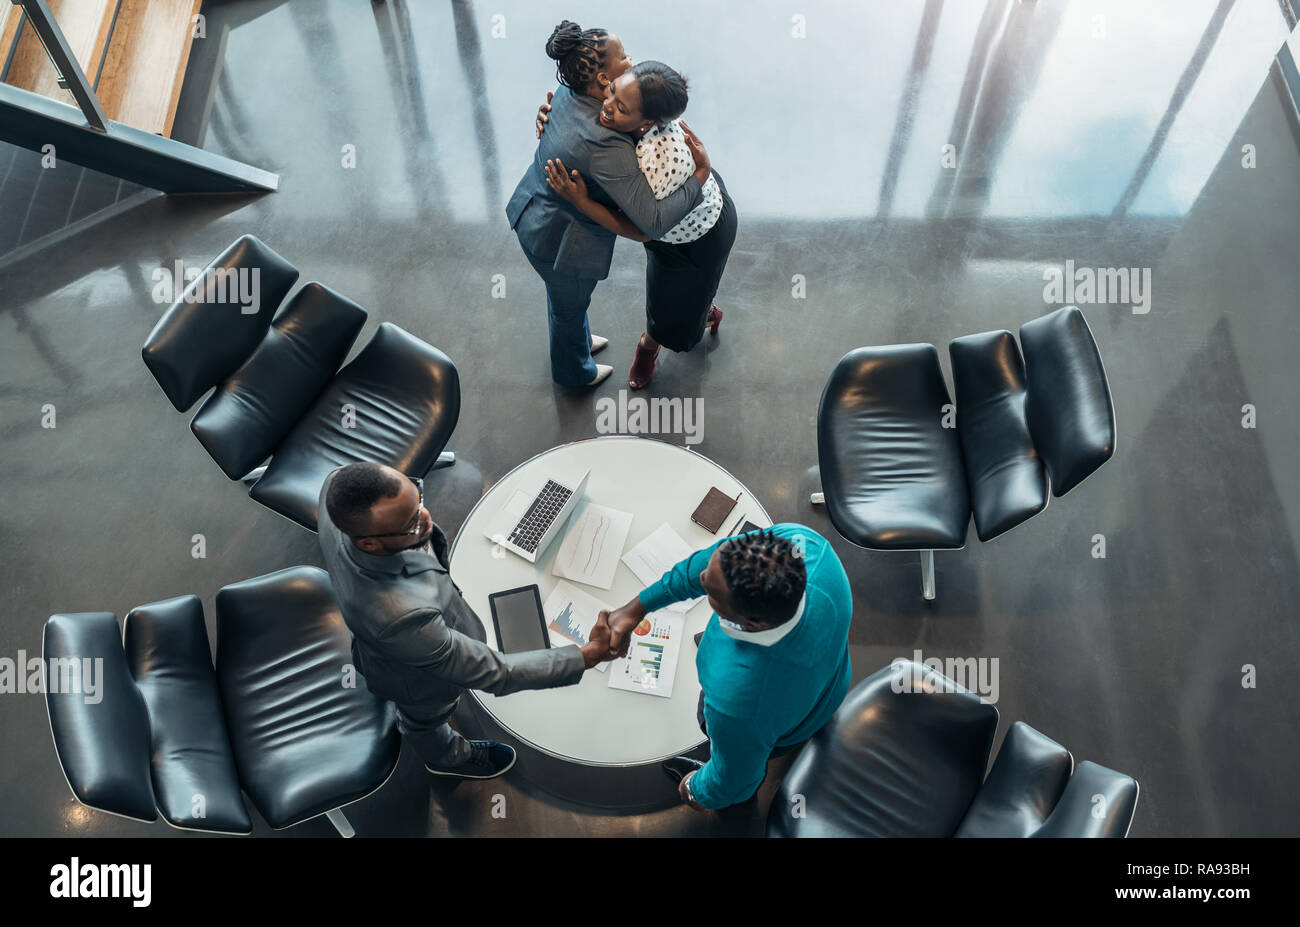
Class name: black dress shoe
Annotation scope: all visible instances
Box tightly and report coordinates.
[662,755,705,785]
[425,741,516,779]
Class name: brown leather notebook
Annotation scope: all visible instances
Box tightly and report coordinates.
[691,487,740,533]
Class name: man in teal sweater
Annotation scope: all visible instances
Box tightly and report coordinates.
[603,524,853,810]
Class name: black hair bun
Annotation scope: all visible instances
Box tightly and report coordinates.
[546,20,583,60]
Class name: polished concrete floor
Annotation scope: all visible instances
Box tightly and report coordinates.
[2,0,1299,837]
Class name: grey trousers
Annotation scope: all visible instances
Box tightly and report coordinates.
[395,606,496,769]
[396,699,474,769]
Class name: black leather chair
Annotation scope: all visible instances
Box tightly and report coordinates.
[44,611,158,826]
[44,569,401,836]
[247,323,460,529]
[141,235,300,414]
[143,235,461,530]
[190,282,368,481]
[949,329,1049,541]
[767,661,1139,838]
[1019,306,1116,496]
[45,602,251,833]
[124,595,252,833]
[814,343,970,598]
[812,306,1114,596]
[215,567,401,833]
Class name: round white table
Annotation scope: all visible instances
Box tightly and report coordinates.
[449,436,772,768]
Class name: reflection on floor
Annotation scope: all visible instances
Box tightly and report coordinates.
[1,0,1298,838]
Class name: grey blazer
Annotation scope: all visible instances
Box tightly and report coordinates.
[317,471,585,713]
[506,83,704,279]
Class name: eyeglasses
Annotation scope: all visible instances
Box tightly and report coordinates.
[355,477,424,540]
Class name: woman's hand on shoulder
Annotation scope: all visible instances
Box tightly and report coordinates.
[544,157,588,204]
[536,90,553,139]
[679,120,711,179]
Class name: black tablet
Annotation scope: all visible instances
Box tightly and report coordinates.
[488,584,549,654]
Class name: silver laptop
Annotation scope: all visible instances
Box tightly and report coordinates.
[483,469,590,562]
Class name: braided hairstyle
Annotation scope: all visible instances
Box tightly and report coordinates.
[546,20,611,92]
[718,530,808,627]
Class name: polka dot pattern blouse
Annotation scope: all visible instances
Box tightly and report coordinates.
[637,120,723,244]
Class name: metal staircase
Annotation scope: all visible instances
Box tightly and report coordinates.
[0,0,276,196]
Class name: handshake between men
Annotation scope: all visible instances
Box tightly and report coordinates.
[314,463,853,809]
[590,598,649,663]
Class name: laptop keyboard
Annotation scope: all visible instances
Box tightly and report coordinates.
[509,480,573,553]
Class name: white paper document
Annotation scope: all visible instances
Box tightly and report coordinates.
[620,523,705,614]
[607,609,685,698]
[542,581,611,672]
[550,502,633,590]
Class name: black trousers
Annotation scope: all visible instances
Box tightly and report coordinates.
[643,170,738,352]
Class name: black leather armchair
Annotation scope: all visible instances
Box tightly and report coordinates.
[767,661,1139,838]
[812,306,1114,596]
[44,611,158,825]
[814,343,970,599]
[949,330,1048,542]
[1019,306,1116,496]
[215,567,401,832]
[44,568,401,836]
[124,595,251,833]
[143,235,461,530]
[248,323,461,529]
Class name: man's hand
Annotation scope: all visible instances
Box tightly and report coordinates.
[680,120,711,181]
[535,91,553,138]
[601,597,648,659]
[679,770,706,811]
[581,612,613,668]
[544,158,589,204]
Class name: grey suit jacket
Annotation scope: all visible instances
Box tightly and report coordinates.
[506,83,704,279]
[317,471,585,713]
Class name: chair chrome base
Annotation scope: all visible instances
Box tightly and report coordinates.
[326,808,355,838]
[810,492,825,504]
[240,465,268,483]
[433,450,456,469]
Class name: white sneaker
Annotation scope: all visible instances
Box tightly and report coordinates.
[586,364,613,387]
[590,334,609,355]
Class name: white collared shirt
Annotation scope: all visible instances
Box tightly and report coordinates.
[717,594,806,646]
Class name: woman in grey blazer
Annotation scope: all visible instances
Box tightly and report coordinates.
[543,61,737,391]
[506,21,711,387]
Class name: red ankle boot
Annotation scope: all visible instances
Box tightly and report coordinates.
[629,336,660,390]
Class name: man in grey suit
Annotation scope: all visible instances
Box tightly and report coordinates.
[318,462,612,779]
[506,23,710,386]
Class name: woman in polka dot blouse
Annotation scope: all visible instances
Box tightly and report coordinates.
[542,60,738,389]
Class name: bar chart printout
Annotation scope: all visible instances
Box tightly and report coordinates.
[542,581,612,672]
[608,610,684,698]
